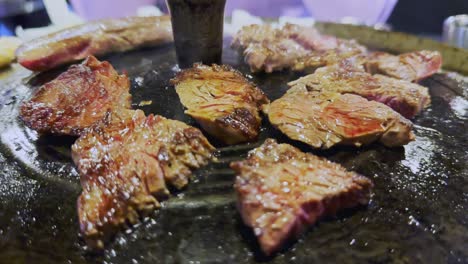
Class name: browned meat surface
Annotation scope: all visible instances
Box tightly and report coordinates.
[232,23,367,73]
[264,89,415,149]
[20,56,131,136]
[171,64,269,144]
[72,109,215,249]
[242,40,364,73]
[16,16,173,71]
[364,50,442,82]
[282,24,366,53]
[233,24,442,78]
[232,23,365,53]
[231,139,373,255]
[231,24,280,48]
[242,39,309,73]
[294,48,365,72]
[289,60,431,118]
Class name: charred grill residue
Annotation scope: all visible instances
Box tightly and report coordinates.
[216,107,260,141]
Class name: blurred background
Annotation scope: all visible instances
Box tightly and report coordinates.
[0,0,468,37]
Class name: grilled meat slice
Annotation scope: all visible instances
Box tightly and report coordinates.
[264,89,415,149]
[288,60,431,118]
[244,42,364,73]
[16,16,173,71]
[294,49,365,72]
[232,23,365,53]
[231,139,373,255]
[231,24,280,48]
[372,74,431,118]
[364,50,442,82]
[282,23,366,53]
[232,24,301,72]
[243,39,309,73]
[72,109,215,249]
[20,56,131,136]
[232,23,367,73]
[172,64,269,144]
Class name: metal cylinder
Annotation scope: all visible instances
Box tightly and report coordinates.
[166,0,226,69]
[442,14,468,49]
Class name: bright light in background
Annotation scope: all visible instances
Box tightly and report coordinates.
[70,0,155,20]
[302,0,398,24]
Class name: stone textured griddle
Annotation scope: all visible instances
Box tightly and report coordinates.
[0,34,466,263]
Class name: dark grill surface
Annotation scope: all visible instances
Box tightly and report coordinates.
[0,41,466,264]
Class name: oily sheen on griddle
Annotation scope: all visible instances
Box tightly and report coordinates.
[288,59,431,119]
[72,109,214,249]
[231,139,373,255]
[20,56,131,136]
[172,64,269,144]
[264,87,415,149]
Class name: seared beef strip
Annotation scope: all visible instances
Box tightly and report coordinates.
[232,139,373,255]
[288,60,431,118]
[282,24,367,55]
[72,109,215,249]
[232,24,367,73]
[365,50,442,82]
[20,56,131,136]
[172,64,269,144]
[231,24,281,48]
[233,24,442,80]
[16,16,173,71]
[242,39,309,73]
[264,88,415,149]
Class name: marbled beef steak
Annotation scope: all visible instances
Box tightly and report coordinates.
[232,139,373,255]
[72,109,215,249]
[264,87,415,149]
[172,64,269,144]
[288,59,431,118]
[16,16,173,72]
[20,56,132,136]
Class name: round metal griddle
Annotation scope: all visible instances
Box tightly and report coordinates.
[0,24,467,263]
